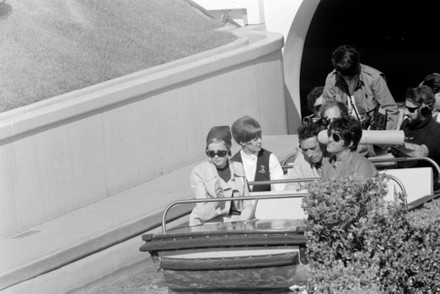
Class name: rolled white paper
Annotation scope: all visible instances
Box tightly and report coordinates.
[317,130,404,145]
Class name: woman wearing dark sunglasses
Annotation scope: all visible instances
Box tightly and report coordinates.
[189,126,254,227]
[321,116,377,180]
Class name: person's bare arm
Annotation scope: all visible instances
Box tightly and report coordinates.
[394,142,429,157]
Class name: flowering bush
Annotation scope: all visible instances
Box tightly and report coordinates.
[302,174,440,293]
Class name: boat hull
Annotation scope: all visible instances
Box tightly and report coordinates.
[160,263,309,291]
[141,219,309,291]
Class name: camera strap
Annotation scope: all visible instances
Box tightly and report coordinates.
[346,95,362,122]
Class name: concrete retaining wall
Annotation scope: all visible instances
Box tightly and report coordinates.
[0,29,288,239]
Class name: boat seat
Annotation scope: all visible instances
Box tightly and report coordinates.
[251,190,307,220]
[281,152,298,166]
[379,167,433,204]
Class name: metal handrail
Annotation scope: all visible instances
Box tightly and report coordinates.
[162,157,438,233]
[161,192,310,234]
[385,174,407,200]
[369,156,440,176]
[249,174,406,197]
[161,173,407,234]
[248,177,320,186]
[281,152,297,167]
[283,155,440,178]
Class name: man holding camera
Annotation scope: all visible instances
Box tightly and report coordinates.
[322,45,399,131]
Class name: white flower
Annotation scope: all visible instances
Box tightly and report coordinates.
[289,284,308,294]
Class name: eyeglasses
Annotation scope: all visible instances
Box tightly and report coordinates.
[330,133,342,142]
[406,105,421,113]
[206,150,228,158]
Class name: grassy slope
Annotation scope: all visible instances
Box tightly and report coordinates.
[0,0,236,112]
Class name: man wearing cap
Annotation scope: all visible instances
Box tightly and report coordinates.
[189,126,254,227]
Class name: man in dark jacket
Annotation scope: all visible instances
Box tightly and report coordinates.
[396,85,440,189]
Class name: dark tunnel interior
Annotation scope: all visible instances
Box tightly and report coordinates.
[300,0,440,118]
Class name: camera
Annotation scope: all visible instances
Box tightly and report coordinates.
[302,114,316,124]
[302,115,331,128]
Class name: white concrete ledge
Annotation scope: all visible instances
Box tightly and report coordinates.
[0,161,197,291]
[0,30,282,143]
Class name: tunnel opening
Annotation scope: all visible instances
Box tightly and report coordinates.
[300,0,440,118]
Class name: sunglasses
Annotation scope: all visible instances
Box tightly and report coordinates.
[330,133,342,142]
[206,150,228,158]
[406,105,421,113]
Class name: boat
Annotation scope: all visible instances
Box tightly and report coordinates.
[139,189,311,292]
[139,152,440,292]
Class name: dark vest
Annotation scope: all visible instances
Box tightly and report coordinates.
[231,149,272,192]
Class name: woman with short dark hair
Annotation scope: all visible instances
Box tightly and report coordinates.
[321,116,377,180]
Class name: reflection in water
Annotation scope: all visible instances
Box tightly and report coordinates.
[91,260,169,294]
[91,260,293,294]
